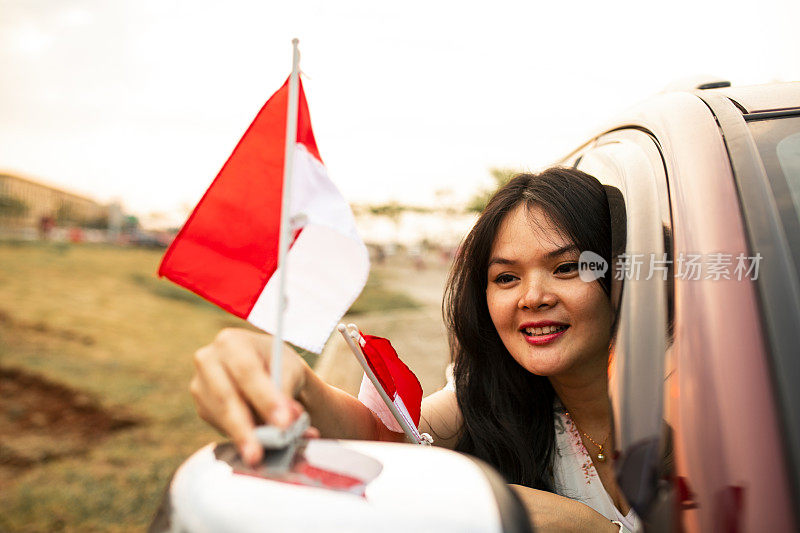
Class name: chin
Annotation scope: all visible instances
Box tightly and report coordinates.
[514,348,567,377]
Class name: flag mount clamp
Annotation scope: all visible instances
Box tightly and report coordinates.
[251,411,310,472]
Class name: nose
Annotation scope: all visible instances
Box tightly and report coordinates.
[518,279,558,310]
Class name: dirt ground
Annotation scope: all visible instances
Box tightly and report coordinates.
[0,367,139,488]
[316,260,453,397]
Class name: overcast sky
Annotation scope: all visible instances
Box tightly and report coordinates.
[2,0,798,224]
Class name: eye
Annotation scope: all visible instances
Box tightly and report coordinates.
[554,262,579,275]
[493,273,518,285]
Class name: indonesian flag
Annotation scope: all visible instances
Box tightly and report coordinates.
[356,333,424,440]
[159,77,369,353]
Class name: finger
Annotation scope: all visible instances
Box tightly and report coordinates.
[221,349,300,429]
[288,399,304,419]
[191,348,233,430]
[223,397,263,466]
[244,332,305,397]
[224,354,295,428]
[189,375,222,433]
[302,426,321,439]
[212,329,303,427]
[221,332,306,426]
[196,357,263,465]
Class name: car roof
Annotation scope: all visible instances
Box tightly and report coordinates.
[696,82,800,113]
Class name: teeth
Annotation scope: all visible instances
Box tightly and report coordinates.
[523,325,567,336]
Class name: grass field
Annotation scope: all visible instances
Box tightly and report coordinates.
[0,241,419,532]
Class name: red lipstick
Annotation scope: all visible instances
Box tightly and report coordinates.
[520,321,569,346]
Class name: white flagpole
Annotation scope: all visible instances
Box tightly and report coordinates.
[271,38,301,391]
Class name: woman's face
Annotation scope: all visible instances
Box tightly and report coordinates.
[486,204,613,378]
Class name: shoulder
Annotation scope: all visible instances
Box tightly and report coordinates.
[420,385,462,450]
[442,361,456,392]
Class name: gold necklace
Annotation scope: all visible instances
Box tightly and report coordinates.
[565,411,610,463]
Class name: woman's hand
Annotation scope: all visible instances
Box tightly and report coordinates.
[509,485,621,532]
[189,328,314,466]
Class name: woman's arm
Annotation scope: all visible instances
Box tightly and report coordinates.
[298,363,405,443]
[418,394,619,530]
[510,485,620,532]
[419,388,462,449]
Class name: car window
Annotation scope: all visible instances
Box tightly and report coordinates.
[776,133,800,207]
[747,116,800,278]
[743,115,800,505]
[571,129,673,516]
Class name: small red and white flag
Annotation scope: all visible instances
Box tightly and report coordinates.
[337,326,429,444]
[159,77,369,354]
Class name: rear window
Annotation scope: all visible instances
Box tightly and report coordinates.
[747,115,800,277]
[776,132,800,218]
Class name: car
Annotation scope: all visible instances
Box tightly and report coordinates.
[556,81,800,531]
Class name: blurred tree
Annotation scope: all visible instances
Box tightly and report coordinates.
[0,194,28,217]
[84,214,110,229]
[466,167,521,213]
[122,215,140,234]
[365,202,436,219]
[368,201,405,221]
[56,203,75,224]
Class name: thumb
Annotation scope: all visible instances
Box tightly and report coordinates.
[237,433,263,467]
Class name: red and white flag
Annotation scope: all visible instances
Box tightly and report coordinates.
[159,77,369,353]
[355,333,424,440]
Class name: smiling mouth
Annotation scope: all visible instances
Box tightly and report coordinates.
[521,325,569,337]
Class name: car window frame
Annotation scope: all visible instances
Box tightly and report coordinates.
[562,128,674,518]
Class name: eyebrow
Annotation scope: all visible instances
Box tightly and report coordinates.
[545,244,580,259]
[487,244,580,268]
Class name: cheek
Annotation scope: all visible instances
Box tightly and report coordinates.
[572,287,613,336]
[486,289,515,332]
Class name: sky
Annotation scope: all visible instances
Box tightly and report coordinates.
[2,0,799,227]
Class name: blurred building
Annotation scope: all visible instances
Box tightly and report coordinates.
[0,172,109,231]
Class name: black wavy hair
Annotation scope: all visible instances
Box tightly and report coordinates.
[443,168,613,489]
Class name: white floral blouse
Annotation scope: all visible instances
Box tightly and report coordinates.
[553,400,642,532]
[443,366,643,532]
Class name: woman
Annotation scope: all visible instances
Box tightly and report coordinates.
[190,168,638,532]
